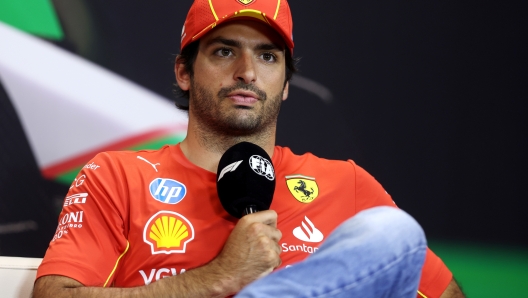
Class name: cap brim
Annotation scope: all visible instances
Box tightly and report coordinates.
[189,9,293,53]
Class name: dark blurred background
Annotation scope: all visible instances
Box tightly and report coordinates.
[1,0,527,296]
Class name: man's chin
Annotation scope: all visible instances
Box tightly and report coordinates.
[220,118,263,136]
[234,105,253,110]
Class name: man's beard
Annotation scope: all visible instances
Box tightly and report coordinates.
[189,80,283,137]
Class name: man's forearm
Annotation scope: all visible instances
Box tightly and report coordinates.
[33,259,237,298]
[439,278,465,298]
[34,211,281,298]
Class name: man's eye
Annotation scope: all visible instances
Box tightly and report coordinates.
[216,48,232,57]
[261,53,276,62]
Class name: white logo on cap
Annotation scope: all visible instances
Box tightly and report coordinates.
[249,155,274,180]
[181,25,186,42]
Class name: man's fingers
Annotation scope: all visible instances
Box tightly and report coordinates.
[240,210,281,242]
[245,220,282,243]
[269,227,282,243]
[213,208,284,292]
[242,210,278,227]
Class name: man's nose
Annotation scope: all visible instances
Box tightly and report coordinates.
[233,52,257,84]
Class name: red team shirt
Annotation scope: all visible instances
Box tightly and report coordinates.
[37,144,452,297]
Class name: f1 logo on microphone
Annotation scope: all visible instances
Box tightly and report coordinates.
[217,160,243,181]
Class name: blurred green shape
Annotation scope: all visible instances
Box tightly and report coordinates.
[55,135,186,185]
[0,0,63,39]
[429,240,528,297]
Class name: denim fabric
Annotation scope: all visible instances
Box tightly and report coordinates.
[236,207,427,298]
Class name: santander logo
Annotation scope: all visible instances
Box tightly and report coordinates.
[293,216,324,243]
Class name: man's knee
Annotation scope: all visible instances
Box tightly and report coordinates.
[358,206,425,240]
[321,206,426,254]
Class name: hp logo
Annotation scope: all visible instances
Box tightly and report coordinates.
[149,178,187,204]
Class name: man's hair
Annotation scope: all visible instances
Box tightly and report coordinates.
[173,40,298,110]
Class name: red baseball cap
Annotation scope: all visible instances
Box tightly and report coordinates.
[180,0,294,53]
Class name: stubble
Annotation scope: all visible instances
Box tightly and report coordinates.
[189,80,283,153]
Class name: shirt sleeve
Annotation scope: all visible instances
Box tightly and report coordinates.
[350,161,397,211]
[416,248,453,298]
[36,152,129,286]
[350,161,452,297]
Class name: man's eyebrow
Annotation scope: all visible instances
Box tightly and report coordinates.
[204,37,241,48]
[205,37,284,52]
[255,43,284,52]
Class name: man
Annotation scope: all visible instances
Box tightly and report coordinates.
[33,0,464,297]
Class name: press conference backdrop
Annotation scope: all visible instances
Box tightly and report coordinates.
[0,0,526,296]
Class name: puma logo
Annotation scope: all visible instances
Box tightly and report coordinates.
[137,156,160,172]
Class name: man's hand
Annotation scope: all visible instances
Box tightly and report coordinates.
[210,210,283,294]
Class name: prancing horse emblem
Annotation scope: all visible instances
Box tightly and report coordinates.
[286,175,319,203]
[294,180,314,199]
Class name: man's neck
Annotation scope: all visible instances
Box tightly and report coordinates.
[180,119,276,173]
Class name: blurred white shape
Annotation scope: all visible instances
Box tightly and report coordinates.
[0,256,42,298]
[0,22,188,169]
[290,74,333,103]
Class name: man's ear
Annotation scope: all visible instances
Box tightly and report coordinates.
[282,81,289,101]
[175,57,191,91]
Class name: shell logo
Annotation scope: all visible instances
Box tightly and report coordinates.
[237,0,255,5]
[143,211,195,254]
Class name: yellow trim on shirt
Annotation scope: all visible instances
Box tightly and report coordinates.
[417,290,428,298]
[103,241,130,287]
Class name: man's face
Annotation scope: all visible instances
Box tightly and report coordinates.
[183,20,289,136]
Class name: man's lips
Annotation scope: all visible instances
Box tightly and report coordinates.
[227,90,259,106]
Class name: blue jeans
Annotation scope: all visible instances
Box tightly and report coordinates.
[236,207,427,298]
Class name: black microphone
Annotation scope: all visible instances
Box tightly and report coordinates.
[216,142,276,218]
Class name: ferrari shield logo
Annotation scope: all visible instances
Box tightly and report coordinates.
[237,0,254,5]
[286,175,319,203]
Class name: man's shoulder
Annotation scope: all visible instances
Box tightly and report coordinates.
[76,145,176,182]
[274,146,357,169]
[83,145,172,174]
[89,144,175,166]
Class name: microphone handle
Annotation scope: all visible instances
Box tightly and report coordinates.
[243,204,258,216]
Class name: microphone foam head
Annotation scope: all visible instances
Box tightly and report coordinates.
[216,142,276,218]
